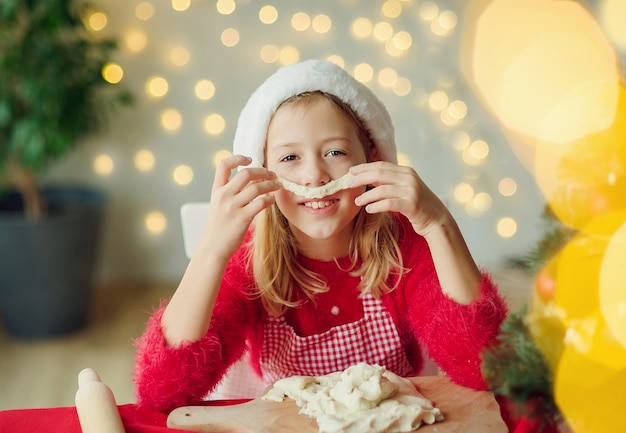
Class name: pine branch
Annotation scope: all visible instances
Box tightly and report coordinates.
[482,307,561,423]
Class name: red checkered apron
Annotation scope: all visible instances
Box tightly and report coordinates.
[259,292,414,385]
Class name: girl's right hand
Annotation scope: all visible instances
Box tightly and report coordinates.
[199,154,279,261]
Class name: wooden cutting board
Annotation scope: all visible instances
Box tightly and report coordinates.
[167,375,507,433]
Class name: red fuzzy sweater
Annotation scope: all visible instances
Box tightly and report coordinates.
[133,214,508,413]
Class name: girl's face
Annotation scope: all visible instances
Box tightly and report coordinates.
[265,96,369,259]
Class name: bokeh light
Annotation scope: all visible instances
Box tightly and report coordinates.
[160,109,182,132]
[498,178,517,196]
[352,17,373,39]
[203,114,226,135]
[497,217,517,238]
[353,63,374,83]
[146,76,169,98]
[312,15,332,34]
[213,150,232,166]
[216,0,235,15]
[102,63,124,84]
[259,5,278,24]
[135,2,154,20]
[533,84,626,231]
[463,0,619,144]
[126,30,148,52]
[145,211,167,234]
[87,11,107,31]
[292,12,311,31]
[195,80,216,100]
[173,165,194,185]
[221,28,240,47]
[134,150,155,173]
[170,46,190,66]
[93,154,114,176]
[172,0,190,12]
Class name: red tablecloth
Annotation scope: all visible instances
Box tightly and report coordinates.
[0,398,556,433]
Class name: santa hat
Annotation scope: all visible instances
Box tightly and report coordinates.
[232,59,397,167]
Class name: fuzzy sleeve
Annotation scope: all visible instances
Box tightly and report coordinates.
[133,254,257,413]
[406,270,508,390]
[392,214,508,390]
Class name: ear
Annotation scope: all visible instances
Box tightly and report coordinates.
[368,145,382,162]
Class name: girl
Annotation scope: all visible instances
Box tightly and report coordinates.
[133,60,508,413]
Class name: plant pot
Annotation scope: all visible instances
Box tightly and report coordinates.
[0,186,105,339]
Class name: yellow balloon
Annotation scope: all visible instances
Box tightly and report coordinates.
[554,234,603,320]
[533,84,626,230]
[554,310,626,433]
[599,219,626,348]
[553,212,626,321]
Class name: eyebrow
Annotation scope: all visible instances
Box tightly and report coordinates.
[269,136,353,150]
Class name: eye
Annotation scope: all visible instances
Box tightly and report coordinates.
[326,149,346,157]
[280,154,298,162]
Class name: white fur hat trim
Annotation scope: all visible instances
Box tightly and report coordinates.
[233,59,397,167]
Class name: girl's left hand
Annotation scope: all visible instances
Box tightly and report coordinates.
[349,161,450,237]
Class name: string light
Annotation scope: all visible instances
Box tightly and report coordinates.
[203,114,226,135]
[170,46,190,66]
[259,5,278,24]
[497,217,518,238]
[134,150,156,172]
[145,211,167,234]
[216,0,235,15]
[126,30,148,52]
[88,12,107,31]
[102,63,124,84]
[146,76,169,98]
[278,46,299,64]
[172,0,191,12]
[173,165,194,185]
[260,44,280,63]
[373,22,394,41]
[292,12,311,31]
[221,28,240,47]
[312,15,332,34]
[213,150,232,166]
[351,17,373,38]
[353,63,374,83]
[382,0,402,18]
[160,109,183,132]
[135,2,154,21]
[194,80,216,100]
[93,154,114,176]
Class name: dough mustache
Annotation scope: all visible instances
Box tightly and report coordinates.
[277,172,355,199]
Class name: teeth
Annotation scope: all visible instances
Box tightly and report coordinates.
[304,200,334,209]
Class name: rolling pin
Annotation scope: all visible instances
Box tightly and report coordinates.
[75,368,126,433]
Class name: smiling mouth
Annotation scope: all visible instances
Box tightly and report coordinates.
[302,199,337,209]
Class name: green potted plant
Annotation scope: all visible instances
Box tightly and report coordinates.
[0,0,132,338]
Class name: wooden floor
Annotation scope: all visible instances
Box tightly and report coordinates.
[0,267,532,411]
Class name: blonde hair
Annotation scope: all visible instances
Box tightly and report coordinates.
[250,91,405,316]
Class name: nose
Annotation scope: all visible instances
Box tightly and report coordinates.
[301,158,331,187]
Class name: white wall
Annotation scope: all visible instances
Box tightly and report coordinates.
[44,0,545,284]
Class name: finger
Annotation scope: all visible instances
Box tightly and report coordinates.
[228,167,277,195]
[214,155,252,187]
[234,178,280,208]
[355,184,412,206]
[361,197,408,215]
[349,162,410,188]
[242,193,276,218]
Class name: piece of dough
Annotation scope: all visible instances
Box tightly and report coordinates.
[263,363,444,433]
[277,172,355,199]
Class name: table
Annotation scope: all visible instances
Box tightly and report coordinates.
[0,394,556,433]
